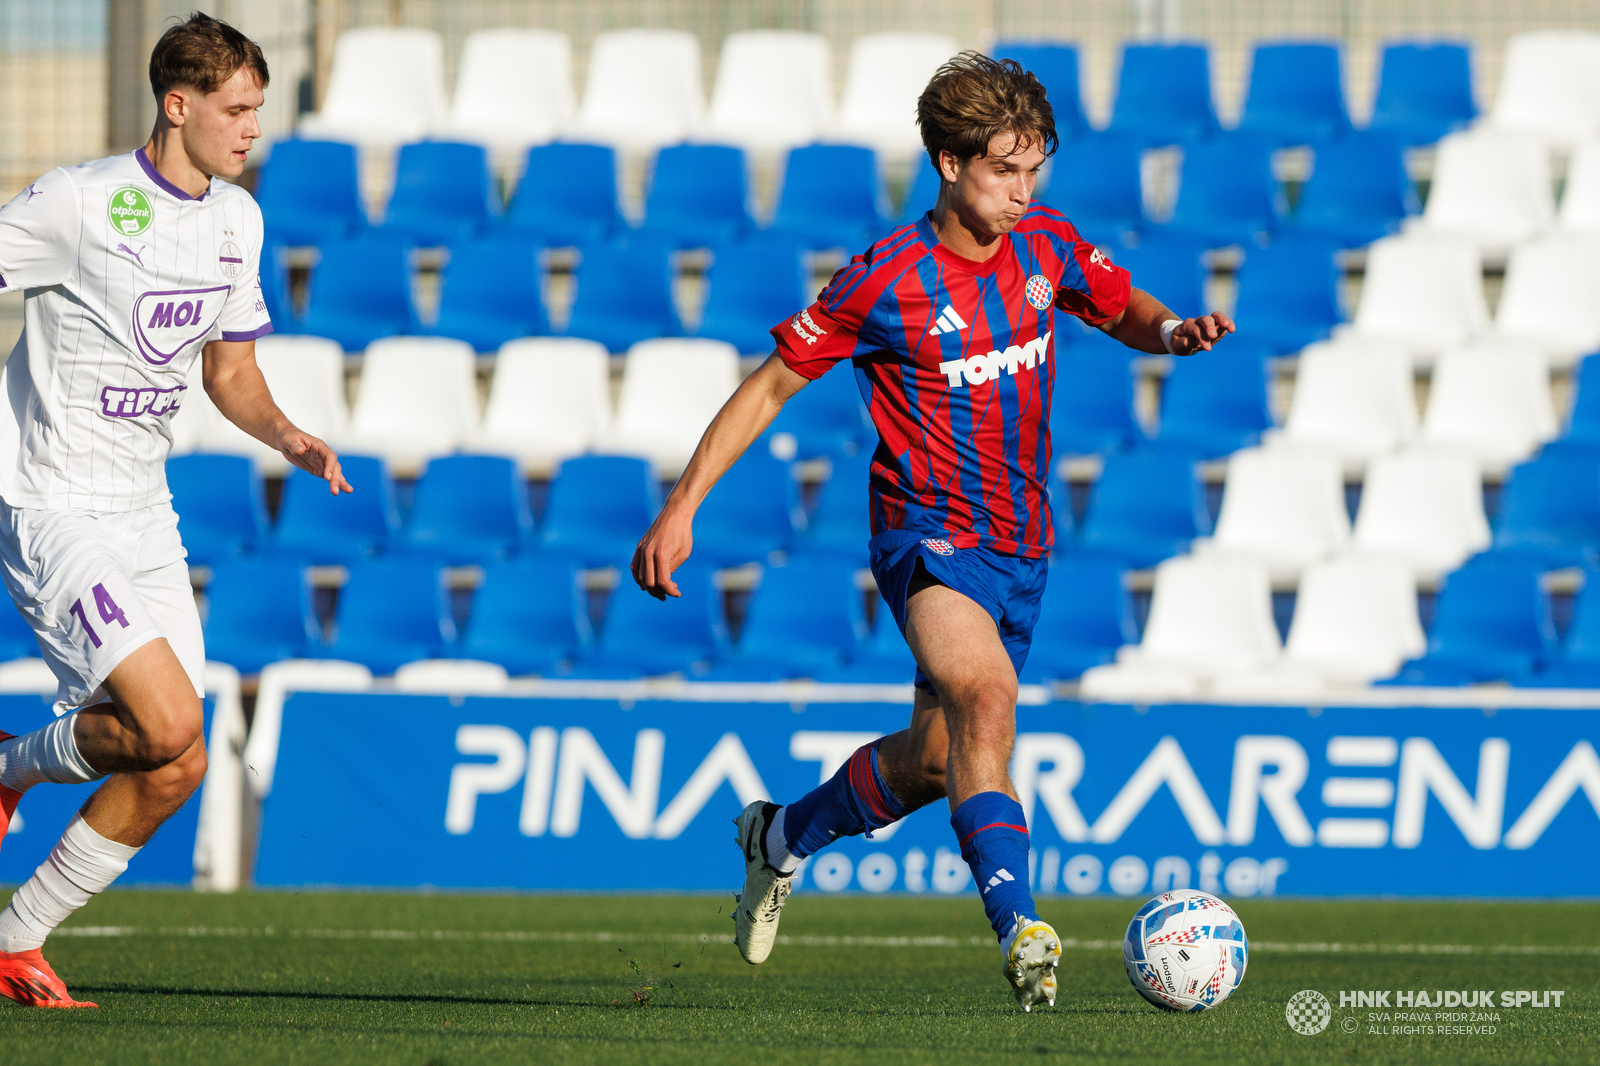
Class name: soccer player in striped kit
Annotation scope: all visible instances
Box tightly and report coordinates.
[632,53,1234,1009]
[0,15,351,1006]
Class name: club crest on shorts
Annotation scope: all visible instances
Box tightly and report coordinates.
[922,538,955,556]
[1025,274,1053,311]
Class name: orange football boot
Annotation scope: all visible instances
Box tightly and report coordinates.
[0,949,97,1008]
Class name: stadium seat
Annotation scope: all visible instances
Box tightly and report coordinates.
[255,139,366,245]
[1386,551,1557,684]
[1230,237,1342,353]
[0,604,38,661]
[318,557,454,674]
[340,337,480,473]
[1339,234,1489,362]
[1520,566,1600,686]
[1071,444,1208,567]
[1557,139,1600,232]
[832,32,958,158]
[258,242,297,333]
[1276,554,1425,685]
[1034,132,1146,241]
[502,142,622,246]
[1196,445,1350,578]
[196,335,349,475]
[297,27,447,149]
[1490,233,1600,368]
[300,231,419,352]
[455,556,591,675]
[693,449,803,566]
[1350,447,1489,581]
[1049,342,1142,456]
[1155,342,1274,458]
[538,455,659,566]
[1409,130,1554,254]
[1108,43,1218,145]
[400,455,534,566]
[824,601,917,683]
[434,29,574,157]
[564,234,681,352]
[393,659,510,694]
[992,42,1089,140]
[1018,555,1136,683]
[271,455,401,564]
[569,565,727,678]
[1163,134,1284,247]
[1490,449,1600,567]
[764,362,871,459]
[1237,41,1349,145]
[800,451,871,564]
[770,144,892,251]
[897,154,941,226]
[165,453,266,565]
[1482,30,1600,149]
[381,141,497,246]
[596,338,739,472]
[708,558,863,679]
[1565,355,1600,450]
[1419,340,1557,473]
[1268,340,1416,470]
[571,29,704,152]
[464,337,611,473]
[1367,41,1477,147]
[202,558,319,675]
[1110,234,1206,319]
[642,144,753,247]
[696,233,810,354]
[702,30,834,153]
[1285,132,1417,248]
[428,234,548,352]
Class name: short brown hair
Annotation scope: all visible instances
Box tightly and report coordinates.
[917,52,1056,166]
[149,11,269,98]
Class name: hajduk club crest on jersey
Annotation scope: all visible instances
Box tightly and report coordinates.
[1025,274,1053,311]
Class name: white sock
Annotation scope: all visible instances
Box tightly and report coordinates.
[0,713,103,793]
[764,806,801,874]
[0,813,139,953]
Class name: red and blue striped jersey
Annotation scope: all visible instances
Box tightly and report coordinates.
[772,205,1131,558]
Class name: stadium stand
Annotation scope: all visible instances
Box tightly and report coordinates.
[392,659,511,694]
[1038,132,1146,240]
[1266,339,1417,471]
[991,42,1088,140]
[691,448,803,566]
[702,30,834,153]
[381,141,497,246]
[1367,41,1477,146]
[832,32,958,159]
[1521,568,1600,686]
[454,556,592,675]
[400,454,535,565]
[464,337,611,473]
[258,242,297,333]
[271,455,401,565]
[1154,341,1274,458]
[1048,343,1142,457]
[770,144,892,251]
[202,558,319,675]
[642,143,753,247]
[821,597,917,683]
[1489,233,1600,367]
[1557,139,1600,231]
[318,557,455,674]
[166,454,266,565]
[1564,356,1600,449]
[1196,445,1351,579]
[1230,237,1343,353]
[571,29,704,152]
[1481,30,1600,149]
[1016,555,1136,683]
[192,335,350,475]
[1490,447,1600,567]
[695,233,811,354]
[800,451,872,565]
[1108,42,1218,145]
[568,564,727,677]
[428,233,549,352]
[1418,340,1557,473]
[1070,444,1209,567]
[1409,130,1554,254]
[297,27,448,150]
[1350,447,1491,582]
[434,29,575,157]
[1338,234,1489,362]
[537,455,660,566]
[1110,235,1206,319]
[763,362,872,460]
[1285,132,1416,248]
[707,558,863,679]
[1236,41,1349,145]
[0,604,38,662]
[564,234,681,352]
[300,231,419,352]
[340,337,480,472]
[897,154,941,226]
[1386,551,1557,684]
[502,142,623,246]
[255,139,366,245]
[596,338,739,472]
[1162,134,1284,247]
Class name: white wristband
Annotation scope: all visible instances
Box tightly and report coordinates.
[1160,318,1183,355]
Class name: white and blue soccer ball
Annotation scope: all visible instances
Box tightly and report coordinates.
[1122,889,1248,1012]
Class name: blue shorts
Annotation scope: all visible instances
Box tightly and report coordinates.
[868,529,1049,689]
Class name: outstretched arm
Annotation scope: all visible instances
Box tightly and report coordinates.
[632,353,811,600]
[201,338,354,494]
[1101,286,1235,355]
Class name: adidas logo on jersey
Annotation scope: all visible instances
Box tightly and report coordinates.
[927,305,969,336]
[938,331,1052,388]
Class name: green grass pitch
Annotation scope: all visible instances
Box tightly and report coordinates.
[0,890,1592,1065]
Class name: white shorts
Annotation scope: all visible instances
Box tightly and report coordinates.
[0,500,205,716]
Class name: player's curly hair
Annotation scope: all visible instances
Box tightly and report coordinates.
[149,11,269,98]
[916,52,1057,167]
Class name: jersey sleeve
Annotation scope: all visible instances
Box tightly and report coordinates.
[769,257,874,380]
[1053,236,1130,326]
[212,198,273,343]
[0,168,81,293]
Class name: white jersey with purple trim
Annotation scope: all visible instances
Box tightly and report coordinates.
[0,148,272,512]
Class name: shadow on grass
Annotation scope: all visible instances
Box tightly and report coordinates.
[72,985,715,1011]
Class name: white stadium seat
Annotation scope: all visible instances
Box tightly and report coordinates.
[1194,445,1351,579]
[340,337,480,474]
[465,337,612,476]
[1419,340,1557,474]
[1491,233,1600,369]
[1558,139,1600,231]
[595,338,739,474]
[393,659,511,694]
[167,376,220,455]
[702,31,833,154]
[1482,30,1600,149]
[832,33,958,160]
[1351,446,1490,582]
[197,335,349,474]
[1408,130,1554,255]
[1267,340,1417,471]
[297,28,448,150]
[571,29,704,153]
[1338,235,1489,364]
[435,29,575,159]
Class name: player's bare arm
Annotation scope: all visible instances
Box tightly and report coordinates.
[632,354,809,599]
[203,339,353,494]
[1101,287,1236,355]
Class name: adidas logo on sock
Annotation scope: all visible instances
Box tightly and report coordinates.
[983,868,1016,894]
[927,304,968,336]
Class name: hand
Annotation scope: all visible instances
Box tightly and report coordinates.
[1170,312,1236,354]
[279,430,354,494]
[631,506,694,601]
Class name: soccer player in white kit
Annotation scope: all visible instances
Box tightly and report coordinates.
[0,15,351,1006]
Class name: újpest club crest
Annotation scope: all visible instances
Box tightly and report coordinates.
[1025,274,1053,311]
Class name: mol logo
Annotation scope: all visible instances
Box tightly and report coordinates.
[130,285,229,365]
[938,330,1051,388]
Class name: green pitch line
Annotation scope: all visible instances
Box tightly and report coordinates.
[0,891,1593,1066]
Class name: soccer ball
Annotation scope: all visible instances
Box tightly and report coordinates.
[1122,889,1248,1011]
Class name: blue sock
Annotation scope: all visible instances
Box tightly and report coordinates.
[783,740,908,858]
[951,792,1039,940]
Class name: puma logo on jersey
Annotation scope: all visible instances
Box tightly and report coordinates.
[99,384,185,419]
[938,331,1051,388]
[927,305,968,336]
[115,242,146,266]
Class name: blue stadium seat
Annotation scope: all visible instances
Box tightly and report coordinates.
[428,234,548,352]
[993,41,1089,141]
[1286,132,1417,248]
[401,455,535,565]
[708,558,864,679]
[822,598,917,683]
[166,453,266,566]
[300,232,418,352]
[255,139,366,246]
[1050,341,1142,456]
[1561,356,1600,450]
[1491,449,1600,567]
[382,141,496,246]
[318,557,453,674]
[1384,552,1557,684]
[1108,234,1206,320]
[642,143,752,247]
[538,455,659,566]
[770,144,891,251]
[503,142,623,246]
[1237,42,1350,145]
[569,565,728,678]
[1520,566,1600,687]
[693,449,802,566]
[799,450,871,564]
[898,153,941,225]
[1163,135,1284,247]
[1156,342,1274,458]
[1108,43,1218,145]
[1038,132,1146,241]
[696,233,809,354]
[202,558,318,674]
[765,363,871,460]
[259,242,298,333]
[1368,41,1477,147]
[1231,237,1343,354]
[271,455,400,565]
[455,556,591,675]
[1049,477,1075,541]
[1070,444,1208,567]
[0,604,38,661]
[1018,555,1137,683]
[563,234,680,352]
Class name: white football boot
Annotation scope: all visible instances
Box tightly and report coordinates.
[1000,914,1061,1011]
[732,800,793,965]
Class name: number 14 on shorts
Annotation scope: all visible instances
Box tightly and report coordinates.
[69,583,130,648]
